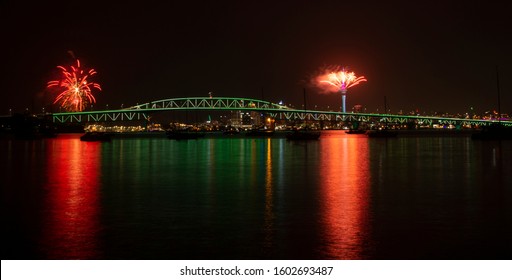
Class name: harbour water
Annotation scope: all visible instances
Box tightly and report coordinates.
[1,131,511,259]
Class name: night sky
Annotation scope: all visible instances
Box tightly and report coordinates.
[2,0,511,115]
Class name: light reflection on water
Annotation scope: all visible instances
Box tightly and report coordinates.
[263,138,275,256]
[42,139,101,259]
[1,131,511,259]
[319,135,371,259]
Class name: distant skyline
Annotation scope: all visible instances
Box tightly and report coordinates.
[1,0,511,115]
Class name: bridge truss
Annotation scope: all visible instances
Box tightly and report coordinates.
[51,97,512,127]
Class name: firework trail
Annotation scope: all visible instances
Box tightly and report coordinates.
[47,59,101,112]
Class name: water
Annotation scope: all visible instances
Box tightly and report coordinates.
[2,131,511,259]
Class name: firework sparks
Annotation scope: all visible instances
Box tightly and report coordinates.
[314,66,367,112]
[318,67,367,92]
[47,59,101,112]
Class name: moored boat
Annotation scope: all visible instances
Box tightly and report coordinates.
[286,129,321,140]
[471,124,512,140]
[471,69,512,140]
[286,88,320,141]
[245,128,275,137]
[166,129,206,140]
[367,96,397,138]
[80,132,111,142]
[366,129,398,138]
[345,129,367,134]
[223,126,240,135]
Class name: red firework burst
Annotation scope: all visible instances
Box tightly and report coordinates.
[47,59,101,112]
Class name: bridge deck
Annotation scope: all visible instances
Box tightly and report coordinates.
[50,97,511,126]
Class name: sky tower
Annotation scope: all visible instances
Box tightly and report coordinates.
[341,87,348,113]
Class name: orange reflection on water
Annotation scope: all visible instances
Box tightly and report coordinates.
[263,138,274,251]
[319,135,371,259]
[43,138,101,259]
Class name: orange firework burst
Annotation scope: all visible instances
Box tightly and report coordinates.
[47,59,101,112]
[318,66,367,92]
[314,66,367,113]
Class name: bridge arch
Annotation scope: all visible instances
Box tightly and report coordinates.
[126,97,290,111]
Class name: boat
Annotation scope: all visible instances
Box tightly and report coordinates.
[223,126,240,135]
[5,113,58,140]
[471,123,512,140]
[345,128,367,134]
[366,129,398,138]
[367,96,397,138]
[245,127,275,137]
[166,129,205,140]
[80,131,111,142]
[286,88,321,141]
[286,128,321,140]
[471,69,512,140]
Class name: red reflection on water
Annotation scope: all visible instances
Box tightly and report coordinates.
[42,138,101,259]
[319,134,371,259]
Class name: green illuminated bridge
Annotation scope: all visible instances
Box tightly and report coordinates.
[51,97,512,127]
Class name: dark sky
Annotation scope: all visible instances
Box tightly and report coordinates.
[1,0,511,115]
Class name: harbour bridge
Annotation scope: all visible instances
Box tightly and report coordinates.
[50,97,512,127]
